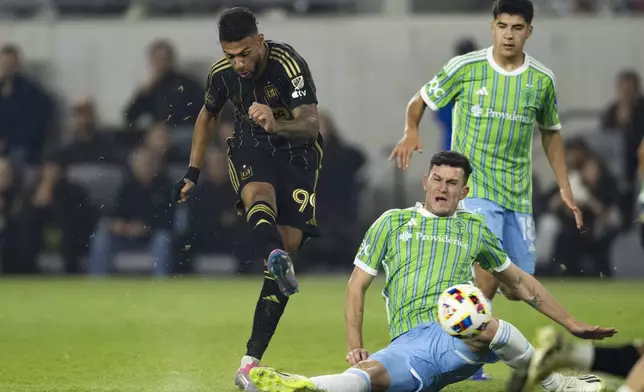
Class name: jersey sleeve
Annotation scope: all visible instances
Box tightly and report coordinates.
[419,58,465,111]
[353,211,393,276]
[270,46,318,110]
[537,77,562,131]
[204,60,229,116]
[476,224,512,273]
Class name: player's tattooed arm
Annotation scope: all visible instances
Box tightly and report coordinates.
[511,275,543,308]
[493,263,573,327]
[273,104,319,140]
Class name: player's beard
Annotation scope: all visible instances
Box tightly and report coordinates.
[249,54,269,79]
[239,57,264,79]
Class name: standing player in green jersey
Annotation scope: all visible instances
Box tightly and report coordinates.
[391,0,582,280]
[246,151,613,392]
[390,0,584,325]
[389,0,583,381]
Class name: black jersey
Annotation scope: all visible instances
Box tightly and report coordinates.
[204,40,323,170]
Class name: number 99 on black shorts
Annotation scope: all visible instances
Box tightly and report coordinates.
[226,145,321,241]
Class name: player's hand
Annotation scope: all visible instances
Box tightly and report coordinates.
[249,102,277,132]
[346,348,369,365]
[560,189,584,230]
[389,132,423,170]
[565,319,617,340]
[172,178,195,204]
[172,167,200,204]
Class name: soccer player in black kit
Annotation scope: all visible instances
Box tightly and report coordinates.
[171,7,323,391]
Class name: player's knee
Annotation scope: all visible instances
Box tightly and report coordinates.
[353,360,390,392]
[241,182,277,211]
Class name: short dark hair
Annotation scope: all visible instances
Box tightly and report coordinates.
[492,0,534,24]
[218,7,259,42]
[429,151,473,183]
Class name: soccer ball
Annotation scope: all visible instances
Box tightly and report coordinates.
[437,284,492,338]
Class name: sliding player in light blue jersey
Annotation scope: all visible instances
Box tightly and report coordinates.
[389,0,586,380]
[247,152,613,392]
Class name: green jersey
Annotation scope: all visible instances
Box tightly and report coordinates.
[354,203,511,341]
[420,47,561,214]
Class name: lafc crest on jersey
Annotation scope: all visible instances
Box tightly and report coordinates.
[240,165,253,180]
[264,85,279,100]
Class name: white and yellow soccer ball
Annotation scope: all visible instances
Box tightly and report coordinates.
[437,284,493,338]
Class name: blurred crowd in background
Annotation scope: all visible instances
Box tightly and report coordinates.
[0,1,643,278]
[1,0,644,17]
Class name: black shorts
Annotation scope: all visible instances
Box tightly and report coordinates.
[226,145,321,240]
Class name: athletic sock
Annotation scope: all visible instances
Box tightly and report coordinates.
[568,341,595,370]
[489,320,564,391]
[245,200,284,259]
[592,345,640,377]
[245,267,290,360]
[240,355,258,368]
[311,368,371,392]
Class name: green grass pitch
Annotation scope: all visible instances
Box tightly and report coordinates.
[1,277,642,391]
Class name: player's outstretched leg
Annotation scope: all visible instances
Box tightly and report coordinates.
[250,366,372,392]
[506,326,643,392]
[250,367,319,392]
[236,196,296,390]
[477,319,605,392]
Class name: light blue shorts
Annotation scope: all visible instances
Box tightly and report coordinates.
[462,198,536,274]
[368,323,498,392]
